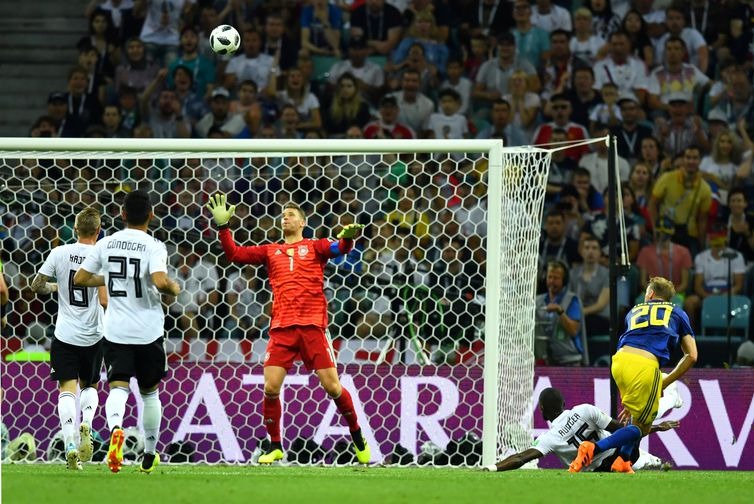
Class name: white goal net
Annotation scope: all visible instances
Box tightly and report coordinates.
[0,138,550,466]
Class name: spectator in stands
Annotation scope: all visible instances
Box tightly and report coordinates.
[654,93,710,159]
[195,87,245,138]
[569,235,609,336]
[538,209,581,285]
[224,264,271,340]
[77,8,120,79]
[29,116,59,139]
[350,0,404,57]
[584,183,644,261]
[44,93,67,137]
[363,95,415,139]
[612,93,653,163]
[167,26,216,98]
[655,6,709,75]
[116,85,140,132]
[460,0,513,41]
[77,45,107,108]
[114,37,159,95]
[475,99,526,146]
[579,123,630,194]
[584,0,621,41]
[628,162,654,213]
[593,31,649,107]
[681,0,729,61]
[532,93,590,162]
[277,103,303,139]
[647,37,710,114]
[541,129,577,205]
[621,8,654,68]
[650,145,713,256]
[231,80,264,138]
[541,30,574,103]
[569,8,606,68]
[564,67,600,129]
[451,181,487,238]
[473,31,539,110]
[638,136,671,178]
[388,68,434,135]
[169,241,219,341]
[684,229,747,331]
[571,166,605,215]
[271,67,322,132]
[531,0,572,33]
[701,129,743,204]
[511,0,550,70]
[424,88,469,140]
[588,83,622,135]
[709,68,754,128]
[85,0,144,43]
[172,65,209,127]
[535,261,585,366]
[328,35,385,107]
[632,0,667,38]
[261,11,298,72]
[727,188,754,263]
[385,186,431,247]
[140,69,190,138]
[300,0,343,58]
[636,225,692,300]
[464,35,489,82]
[60,66,103,138]
[390,10,449,79]
[224,28,275,93]
[440,58,472,116]
[100,105,130,137]
[322,72,372,137]
[138,0,193,66]
[505,70,542,142]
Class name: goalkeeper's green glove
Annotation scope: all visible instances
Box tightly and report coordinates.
[337,223,365,239]
[206,193,236,228]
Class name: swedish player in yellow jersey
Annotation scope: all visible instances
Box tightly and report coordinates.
[569,276,697,474]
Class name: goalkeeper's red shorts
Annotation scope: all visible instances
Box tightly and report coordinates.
[265,325,336,371]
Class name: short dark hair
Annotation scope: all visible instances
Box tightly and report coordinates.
[283,201,306,220]
[545,209,565,221]
[728,186,748,205]
[539,387,565,422]
[123,190,152,226]
[438,88,461,102]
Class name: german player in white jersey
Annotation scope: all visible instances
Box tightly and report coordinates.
[483,388,679,472]
[31,207,108,471]
[75,190,180,474]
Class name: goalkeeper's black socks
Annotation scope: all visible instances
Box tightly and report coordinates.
[351,428,366,451]
[269,441,282,453]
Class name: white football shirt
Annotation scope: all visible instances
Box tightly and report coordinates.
[532,404,615,471]
[38,243,104,346]
[80,228,168,345]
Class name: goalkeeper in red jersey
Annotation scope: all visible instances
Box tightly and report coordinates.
[207,194,370,464]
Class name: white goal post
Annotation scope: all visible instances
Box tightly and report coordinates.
[0,137,552,466]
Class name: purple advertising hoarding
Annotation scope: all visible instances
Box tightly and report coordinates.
[1,362,752,470]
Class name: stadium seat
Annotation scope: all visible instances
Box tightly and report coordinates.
[700,295,750,341]
[311,55,338,82]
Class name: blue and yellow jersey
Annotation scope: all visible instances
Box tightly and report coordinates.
[617,300,694,365]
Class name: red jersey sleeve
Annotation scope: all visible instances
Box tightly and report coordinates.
[219,228,268,265]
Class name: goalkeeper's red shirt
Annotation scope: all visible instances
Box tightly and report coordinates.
[219,228,353,329]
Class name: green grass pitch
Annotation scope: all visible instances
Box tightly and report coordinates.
[2,464,752,504]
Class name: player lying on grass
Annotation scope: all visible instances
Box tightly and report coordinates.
[31,207,108,470]
[569,276,696,474]
[483,387,680,472]
[207,194,371,465]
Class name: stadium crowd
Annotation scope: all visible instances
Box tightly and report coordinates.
[2,0,754,367]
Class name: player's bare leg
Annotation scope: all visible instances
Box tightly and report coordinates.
[59,379,82,470]
[259,366,287,464]
[316,368,370,464]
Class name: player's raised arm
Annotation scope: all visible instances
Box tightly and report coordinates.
[207,193,267,264]
[318,223,366,258]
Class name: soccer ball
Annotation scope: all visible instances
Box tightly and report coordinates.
[210,24,241,55]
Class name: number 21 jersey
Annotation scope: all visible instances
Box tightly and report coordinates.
[80,228,168,344]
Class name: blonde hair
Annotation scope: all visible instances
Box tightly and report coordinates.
[648,276,676,301]
[75,206,101,238]
[330,73,363,124]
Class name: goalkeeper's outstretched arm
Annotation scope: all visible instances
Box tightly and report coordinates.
[483,448,543,472]
[207,193,267,265]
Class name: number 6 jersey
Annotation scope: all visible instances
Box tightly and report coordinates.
[80,228,168,344]
[39,243,104,346]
